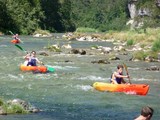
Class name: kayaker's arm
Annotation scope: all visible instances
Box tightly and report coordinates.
[36,58,44,65]
[23,53,30,59]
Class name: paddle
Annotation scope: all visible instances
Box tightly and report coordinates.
[46,65,55,72]
[123,63,131,84]
[15,44,27,53]
[9,31,14,35]
[41,63,55,72]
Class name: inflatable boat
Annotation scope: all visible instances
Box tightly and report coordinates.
[92,82,149,96]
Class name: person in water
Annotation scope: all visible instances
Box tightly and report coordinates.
[110,64,129,84]
[134,106,154,120]
[24,51,43,66]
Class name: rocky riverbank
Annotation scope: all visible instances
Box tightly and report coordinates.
[44,31,160,63]
[38,31,160,72]
[0,98,40,115]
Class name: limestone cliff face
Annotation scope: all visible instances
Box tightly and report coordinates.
[156,0,160,7]
[128,0,137,19]
[127,0,159,29]
[128,0,159,19]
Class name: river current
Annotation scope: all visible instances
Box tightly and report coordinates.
[0,35,160,120]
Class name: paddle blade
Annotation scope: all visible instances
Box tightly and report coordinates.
[15,44,25,52]
[9,31,14,35]
[46,65,55,72]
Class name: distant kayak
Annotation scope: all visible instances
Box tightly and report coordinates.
[20,64,47,73]
[11,39,20,44]
[92,82,149,96]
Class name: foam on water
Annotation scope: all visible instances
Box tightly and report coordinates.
[129,67,140,70]
[0,44,7,47]
[77,75,108,81]
[132,78,153,82]
[53,65,79,70]
[75,85,93,91]
[8,74,21,80]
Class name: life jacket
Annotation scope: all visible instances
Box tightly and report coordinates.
[115,75,123,84]
[110,73,123,84]
[27,57,37,66]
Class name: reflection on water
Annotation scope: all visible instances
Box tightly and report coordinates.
[0,35,160,120]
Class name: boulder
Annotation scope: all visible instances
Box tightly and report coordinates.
[91,59,110,64]
[146,66,160,71]
[70,49,86,55]
[7,99,40,113]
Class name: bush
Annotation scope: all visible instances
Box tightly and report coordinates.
[0,98,4,106]
[91,45,98,49]
[6,104,28,114]
[76,27,99,33]
[152,39,160,52]
[127,39,134,46]
[147,51,159,59]
[133,51,148,60]
[33,29,51,36]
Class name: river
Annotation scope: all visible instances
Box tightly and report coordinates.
[0,35,160,120]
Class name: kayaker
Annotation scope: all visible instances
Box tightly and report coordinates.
[110,64,129,84]
[12,34,22,44]
[25,51,43,66]
[134,106,154,120]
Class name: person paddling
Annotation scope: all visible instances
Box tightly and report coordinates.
[110,64,129,84]
[12,34,22,44]
[24,51,43,66]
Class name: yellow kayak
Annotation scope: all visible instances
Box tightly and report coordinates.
[93,82,149,96]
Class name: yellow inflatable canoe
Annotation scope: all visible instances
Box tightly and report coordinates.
[93,82,149,96]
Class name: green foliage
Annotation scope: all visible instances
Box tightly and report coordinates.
[147,51,159,59]
[33,29,51,35]
[133,50,158,61]
[91,45,99,49]
[40,0,75,32]
[0,99,28,114]
[6,104,28,114]
[0,0,159,34]
[133,51,148,60]
[127,39,134,46]
[0,98,4,106]
[76,27,99,33]
[71,0,129,32]
[0,0,44,34]
[152,39,160,52]
[46,45,61,52]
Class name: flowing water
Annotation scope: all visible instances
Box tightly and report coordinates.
[0,35,160,120]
